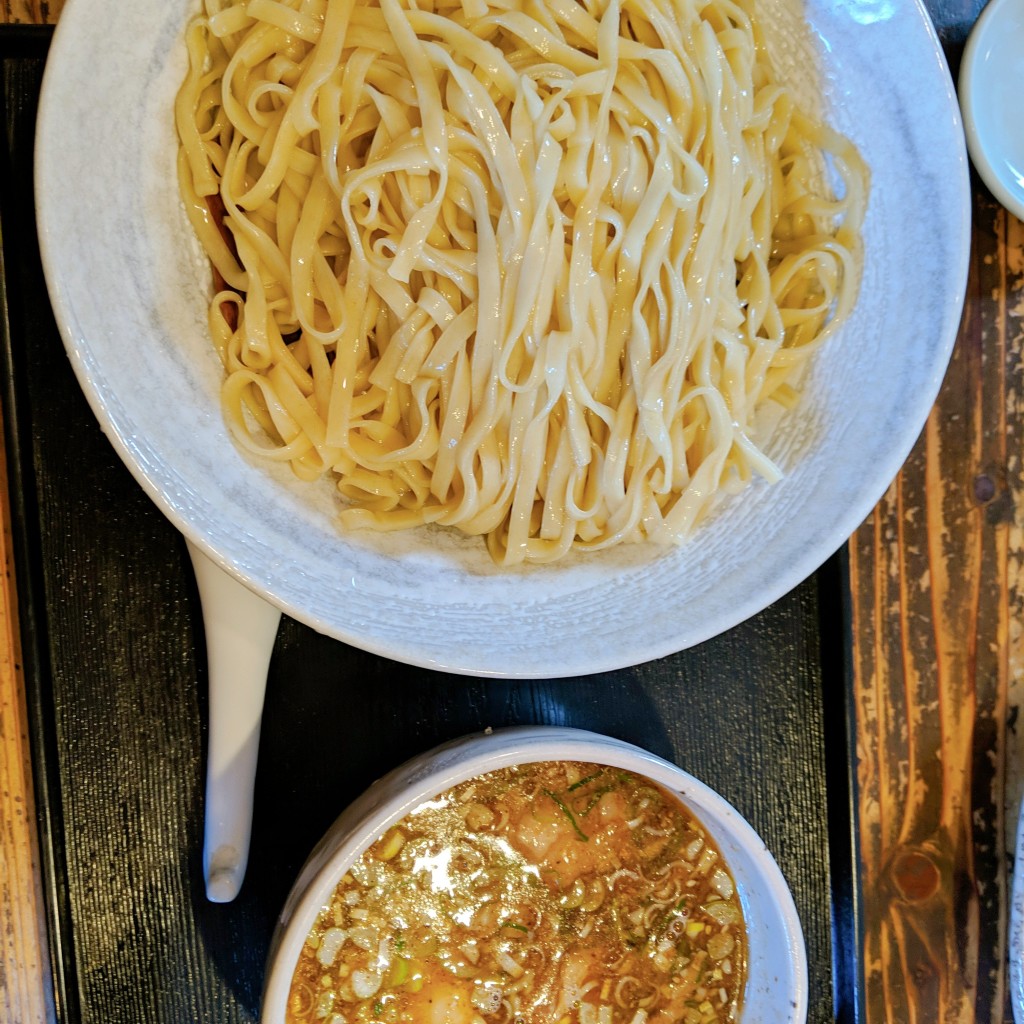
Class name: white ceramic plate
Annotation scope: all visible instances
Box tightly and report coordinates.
[35,0,970,678]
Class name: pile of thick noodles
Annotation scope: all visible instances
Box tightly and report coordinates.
[175,0,867,565]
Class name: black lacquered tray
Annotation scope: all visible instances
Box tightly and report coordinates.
[1,27,857,1024]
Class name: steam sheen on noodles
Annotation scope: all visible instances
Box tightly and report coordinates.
[175,0,866,565]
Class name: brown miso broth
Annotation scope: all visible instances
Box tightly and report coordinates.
[287,762,746,1024]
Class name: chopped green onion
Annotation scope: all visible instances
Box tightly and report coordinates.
[580,785,616,816]
[543,789,589,841]
[568,769,606,791]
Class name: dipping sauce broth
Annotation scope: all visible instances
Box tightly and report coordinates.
[287,761,746,1024]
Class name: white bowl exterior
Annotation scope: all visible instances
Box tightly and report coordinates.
[960,0,1024,220]
[35,0,970,677]
[260,727,808,1024]
[1010,796,1024,1024]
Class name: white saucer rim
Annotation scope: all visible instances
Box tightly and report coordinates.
[959,0,1024,220]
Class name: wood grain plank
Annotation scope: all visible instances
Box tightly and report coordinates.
[0,388,53,1024]
[1005,205,1024,866]
[851,187,1024,1023]
[0,9,58,1024]
[0,1,61,23]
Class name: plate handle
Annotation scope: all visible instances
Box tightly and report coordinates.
[186,540,282,903]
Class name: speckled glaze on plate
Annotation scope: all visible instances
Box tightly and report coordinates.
[34,0,970,677]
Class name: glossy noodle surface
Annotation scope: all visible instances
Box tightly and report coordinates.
[287,762,746,1023]
[176,0,867,565]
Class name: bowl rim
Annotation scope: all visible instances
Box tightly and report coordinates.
[260,725,808,1024]
[959,0,1024,221]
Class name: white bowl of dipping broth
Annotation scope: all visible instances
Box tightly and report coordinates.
[261,727,807,1024]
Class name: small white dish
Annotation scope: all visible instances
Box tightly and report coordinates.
[260,726,808,1024]
[960,0,1024,220]
[1010,796,1024,1023]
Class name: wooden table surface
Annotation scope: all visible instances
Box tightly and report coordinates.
[0,5,62,1014]
[2,0,1021,1021]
